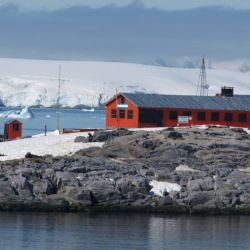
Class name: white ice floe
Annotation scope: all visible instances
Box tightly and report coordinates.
[0,106,34,120]
[82,108,95,112]
[150,180,181,197]
[0,132,103,161]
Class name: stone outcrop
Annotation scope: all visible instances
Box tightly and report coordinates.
[0,127,250,214]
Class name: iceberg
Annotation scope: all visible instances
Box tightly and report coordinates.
[0,107,35,120]
[81,108,95,112]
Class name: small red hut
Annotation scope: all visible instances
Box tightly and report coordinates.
[4,119,22,140]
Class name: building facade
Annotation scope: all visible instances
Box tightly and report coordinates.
[105,91,250,129]
[4,119,22,140]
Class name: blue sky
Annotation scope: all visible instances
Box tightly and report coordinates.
[0,0,249,11]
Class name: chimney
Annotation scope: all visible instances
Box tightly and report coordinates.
[221,86,234,97]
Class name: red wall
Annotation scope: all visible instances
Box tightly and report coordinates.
[162,108,250,128]
[106,96,250,128]
[106,95,139,129]
[5,122,22,140]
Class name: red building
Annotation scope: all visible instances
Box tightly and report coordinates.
[105,88,250,129]
[4,120,22,140]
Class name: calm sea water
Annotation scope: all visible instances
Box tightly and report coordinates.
[0,110,250,250]
[0,213,249,250]
[0,108,106,137]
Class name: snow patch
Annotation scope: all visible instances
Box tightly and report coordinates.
[0,132,104,161]
[150,180,181,197]
[175,165,200,172]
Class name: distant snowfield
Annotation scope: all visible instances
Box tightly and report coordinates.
[0,132,103,162]
[0,58,250,108]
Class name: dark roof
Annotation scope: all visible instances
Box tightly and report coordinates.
[119,93,250,111]
[5,119,22,125]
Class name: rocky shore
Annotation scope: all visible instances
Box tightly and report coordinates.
[1,127,250,214]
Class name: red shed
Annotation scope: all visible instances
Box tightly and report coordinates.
[4,119,22,140]
[105,88,250,129]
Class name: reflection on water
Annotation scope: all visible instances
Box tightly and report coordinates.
[0,213,249,250]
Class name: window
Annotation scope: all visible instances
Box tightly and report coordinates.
[239,113,247,123]
[128,110,133,119]
[119,110,125,119]
[211,112,219,121]
[183,111,192,116]
[169,111,178,120]
[197,112,206,121]
[225,113,233,122]
[13,123,19,131]
[111,109,117,118]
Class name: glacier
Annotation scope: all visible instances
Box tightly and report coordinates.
[0,58,250,108]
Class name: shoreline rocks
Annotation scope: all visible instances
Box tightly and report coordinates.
[0,127,250,214]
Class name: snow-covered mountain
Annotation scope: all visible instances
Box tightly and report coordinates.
[0,58,249,108]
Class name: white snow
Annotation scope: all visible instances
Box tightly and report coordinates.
[175,165,200,173]
[0,58,250,107]
[0,106,35,120]
[0,132,103,161]
[150,180,181,197]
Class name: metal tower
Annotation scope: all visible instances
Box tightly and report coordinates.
[196,56,209,96]
[51,65,69,133]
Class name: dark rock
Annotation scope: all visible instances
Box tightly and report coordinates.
[116,178,135,194]
[68,167,87,173]
[0,127,250,213]
[231,128,248,134]
[92,130,112,142]
[142,139,154,149]
[58,186,92,205]
[167,131,183,140]
[45,195,70,208]
[91,129,132,143]
[128,190,147,201]
[142,139,162,149]
[25,152,42,159]
[42,178,57,195]
[188,191,214,207]
[0,180,18,200]
[158,196,174,206]
[74,136,89,143]
[87,181,121,204]
[187,179,204,192]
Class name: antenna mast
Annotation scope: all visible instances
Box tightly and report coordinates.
[56,65,62,132]
[53,65,69,133]
[196,56,209,96]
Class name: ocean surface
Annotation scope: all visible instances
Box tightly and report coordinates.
[0,213,249,250]
[0,108,106,137]
[0,109,250,250]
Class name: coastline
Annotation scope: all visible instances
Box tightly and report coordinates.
[0,127,250,215]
